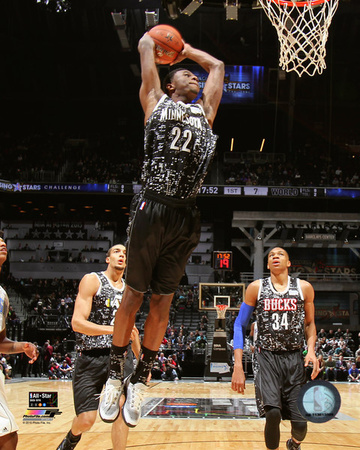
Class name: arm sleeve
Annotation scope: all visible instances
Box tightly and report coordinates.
[233,303,255,350]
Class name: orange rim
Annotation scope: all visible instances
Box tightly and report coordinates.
[269,0,327,6]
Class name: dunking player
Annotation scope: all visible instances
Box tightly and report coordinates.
[231,247,319,450]
[0,235,38,450]
[99,33,224,427]
[56,244,140,450]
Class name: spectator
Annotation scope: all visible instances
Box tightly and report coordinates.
[355,345,360,359]
[48,361,61,379]
[317,328,327,340]
[161,356,178,382]
[59,360,73,379]
[355,356,360,369]
[327,329,335,340]
[334,328,343,340]
[315,354,325,380]
[348,363,360,382]
[335,355,349,381]
[171,353,183,380]
[158,352,167,369]
[151,355,163,380]
[195,332,207,349]
[343,329,353,341]
[325,355,336,381]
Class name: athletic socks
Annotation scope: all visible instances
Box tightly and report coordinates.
[68,430,81,444]
[109,344,128,380]
[130,346,157,384]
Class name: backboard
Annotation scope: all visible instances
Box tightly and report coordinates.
[199,283,245,311]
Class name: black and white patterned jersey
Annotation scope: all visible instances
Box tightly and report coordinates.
[255,276,305,352]
[141,94,218,199]
[76,272,125,352]
[0,286,9,333]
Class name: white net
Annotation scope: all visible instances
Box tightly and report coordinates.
[258,0,339,77]
[216,305,229,319]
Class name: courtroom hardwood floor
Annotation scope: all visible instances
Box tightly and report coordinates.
[5,378,360,449]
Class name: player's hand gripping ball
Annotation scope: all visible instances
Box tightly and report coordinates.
[148,24,184,65]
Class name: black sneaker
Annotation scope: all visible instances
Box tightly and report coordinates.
[286,438,301,450]
[56,433,81,450]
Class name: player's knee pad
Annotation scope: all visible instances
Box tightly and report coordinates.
[264,407,281,449]
[265,406,282,425]
[291,420,307,442]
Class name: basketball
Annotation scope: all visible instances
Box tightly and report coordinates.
[148,24,184,65]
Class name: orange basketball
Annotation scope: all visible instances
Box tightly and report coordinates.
[148,24,184,65]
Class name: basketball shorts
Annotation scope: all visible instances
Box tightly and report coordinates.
[0,372,18,436]
[73,348,134,415]
[255,348,307,421]
[252,350,265,417]
[125,190,201,295]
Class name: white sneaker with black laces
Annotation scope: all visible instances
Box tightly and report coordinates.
[99,378,123,423]
[122,376,147,427]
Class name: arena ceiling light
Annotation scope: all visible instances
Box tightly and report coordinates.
[162,0,203,19]
[145,9,159,28]
[162,0,259,19]
[36,0,71,13]
[182,0,203,15]
[112,12,131,51]
[225,0,239,20]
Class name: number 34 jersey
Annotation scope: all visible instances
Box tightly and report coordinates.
[255,276,305,352]
[142,95,218,199]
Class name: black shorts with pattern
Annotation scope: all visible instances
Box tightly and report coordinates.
[73,348,134,415]
[255,348,307,422]
[125,190,201,295]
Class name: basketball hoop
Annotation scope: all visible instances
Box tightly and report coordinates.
[216,304,229,319]
[258,0,339,77]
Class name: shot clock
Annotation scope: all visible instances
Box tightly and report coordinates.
[212,251,233,270]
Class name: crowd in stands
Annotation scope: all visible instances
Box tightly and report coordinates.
[4,274,77,316]
[2,130,360,188]
[3,295,360,382]
[0,338,74,380]
[0,130,142,185]
[12,247,106,265]
[0,131,68,182]
[2,268,360,382]
[223,145,360,188]
[311,328,360,382]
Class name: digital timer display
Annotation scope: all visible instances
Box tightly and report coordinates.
[212,251,233,270]
[199,186,221,195]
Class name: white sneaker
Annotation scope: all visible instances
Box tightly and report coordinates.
[99,378,123,423]
[122,376,147,427]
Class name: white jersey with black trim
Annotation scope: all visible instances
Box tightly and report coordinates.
[255,276,305,352]
[142,94,218,199]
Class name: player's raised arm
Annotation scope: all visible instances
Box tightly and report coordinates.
[173,44,224,127]
[138,33,164,123]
